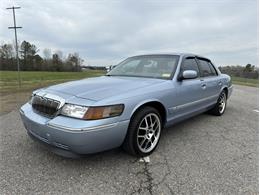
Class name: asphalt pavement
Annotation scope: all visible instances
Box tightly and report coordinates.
[0,85,258,194]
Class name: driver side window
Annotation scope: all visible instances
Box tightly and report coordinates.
[120,60,140,73]
[180,57,200,75]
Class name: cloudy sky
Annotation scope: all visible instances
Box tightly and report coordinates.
[1,0,258,66]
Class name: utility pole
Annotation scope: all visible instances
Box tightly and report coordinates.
[6,6,22,88]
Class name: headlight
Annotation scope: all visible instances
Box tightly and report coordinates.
[61,104,89,119]
[61,104,124,120]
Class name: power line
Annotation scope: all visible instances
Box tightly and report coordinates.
[6,6,22,88]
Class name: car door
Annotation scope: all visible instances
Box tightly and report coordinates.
[174,56,206,117]
[196,58,220,106]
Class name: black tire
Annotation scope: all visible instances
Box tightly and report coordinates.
[123,106,162,157]
[209,90,227,116]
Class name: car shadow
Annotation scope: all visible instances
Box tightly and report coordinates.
[31,112,220,164]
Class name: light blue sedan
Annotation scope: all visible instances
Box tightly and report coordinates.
[20,53,233,157]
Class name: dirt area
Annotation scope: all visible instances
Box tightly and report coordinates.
[0,91,31,116]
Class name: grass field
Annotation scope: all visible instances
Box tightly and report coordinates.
[231,76,259,87]
[0,71,258,115]
[0,70,105,94]
[0,70,105,115]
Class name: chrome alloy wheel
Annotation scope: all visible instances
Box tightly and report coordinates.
[137,113,161,153]
[219,92,226,114]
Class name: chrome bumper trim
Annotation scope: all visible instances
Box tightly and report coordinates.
[20,109,25,115]
[47,122,118,132]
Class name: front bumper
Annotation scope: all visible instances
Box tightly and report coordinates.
[20,103,129,156]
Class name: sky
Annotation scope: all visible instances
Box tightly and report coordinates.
[0,0,259,66]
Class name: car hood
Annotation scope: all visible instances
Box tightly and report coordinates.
[46,76,166,101]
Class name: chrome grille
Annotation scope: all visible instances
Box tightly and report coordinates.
[32,95,60,118]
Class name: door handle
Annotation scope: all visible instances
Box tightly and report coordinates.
[201,83,207,90]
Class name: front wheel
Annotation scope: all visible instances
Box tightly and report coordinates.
[123,107,162,156]
[209,90,227,116]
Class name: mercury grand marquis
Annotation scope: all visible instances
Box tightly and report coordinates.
[20,53,233,157]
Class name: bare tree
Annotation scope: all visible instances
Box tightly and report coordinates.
[43,48,51,59]
[0,40,86,72]
[0,43,14,59]
[66,52,84,71]
[0,43,15,70]
[55,50,63,60]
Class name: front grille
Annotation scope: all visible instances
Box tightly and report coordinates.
[32,95,60,118]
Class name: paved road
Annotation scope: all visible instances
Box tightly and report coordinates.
[0,85,258,194]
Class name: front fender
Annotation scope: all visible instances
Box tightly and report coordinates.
[130,98,167,118]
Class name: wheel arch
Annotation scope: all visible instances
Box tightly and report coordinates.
[130,100,167,126]
[221,86,228,97]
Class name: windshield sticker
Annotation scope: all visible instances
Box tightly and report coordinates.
[162,73,170,77]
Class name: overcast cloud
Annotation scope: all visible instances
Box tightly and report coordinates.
[1,0,258,66]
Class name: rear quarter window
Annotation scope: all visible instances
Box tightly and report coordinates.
[208,62,218,76]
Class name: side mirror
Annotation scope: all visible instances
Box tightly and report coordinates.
[181,70,198,80]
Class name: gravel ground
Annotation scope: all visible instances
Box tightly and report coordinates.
[0,85,258,195]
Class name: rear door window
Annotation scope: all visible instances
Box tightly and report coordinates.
[197,59,215,77]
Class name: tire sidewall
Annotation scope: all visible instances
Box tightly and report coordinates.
[131,107,162,156]
[218,91,227,115]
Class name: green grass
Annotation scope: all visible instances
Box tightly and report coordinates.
[0,70,106,94]
[231,76,259,87]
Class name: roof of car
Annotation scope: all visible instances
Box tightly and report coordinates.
[131,53,208,59]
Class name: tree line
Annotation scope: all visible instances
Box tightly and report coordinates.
[219,64,258,79]
[0,41,83,72]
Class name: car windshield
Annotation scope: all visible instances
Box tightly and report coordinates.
[107,55,180,79]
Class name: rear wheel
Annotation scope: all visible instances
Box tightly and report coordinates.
[123,107,162,156]
[209,90,227,116]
